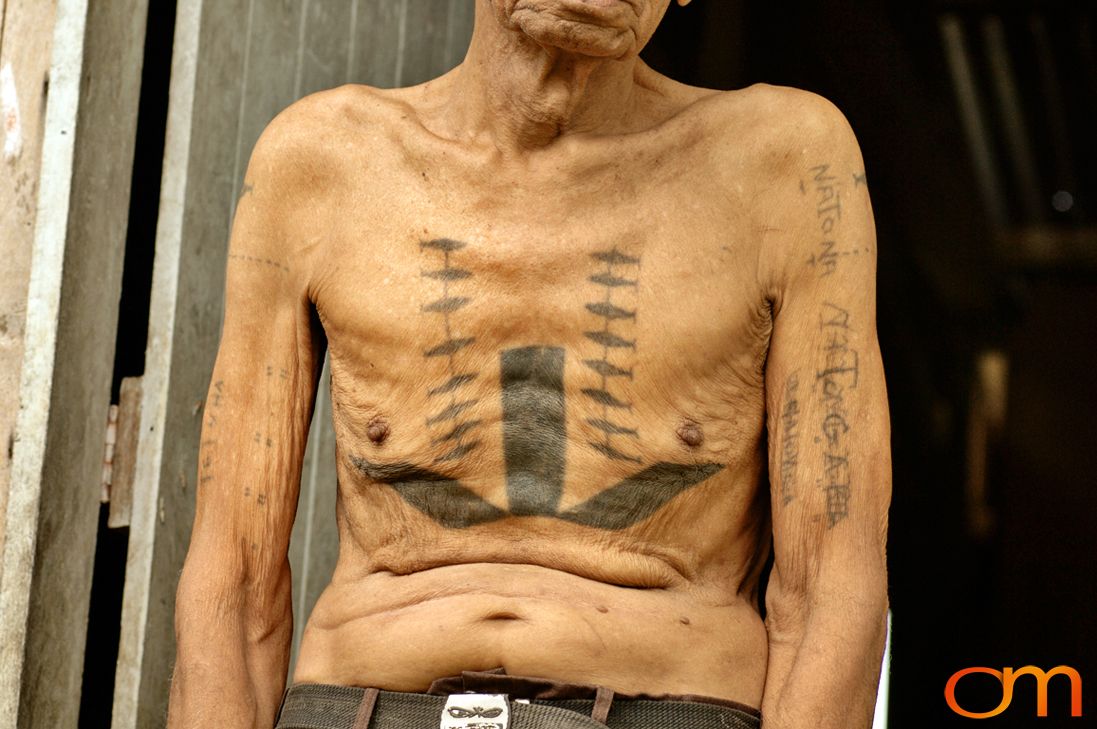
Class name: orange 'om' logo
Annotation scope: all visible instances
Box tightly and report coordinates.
[944,665,1083,719]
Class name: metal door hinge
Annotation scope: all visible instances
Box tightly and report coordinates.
[100,376,143,528]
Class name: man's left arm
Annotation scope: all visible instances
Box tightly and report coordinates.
[758,97,891,729]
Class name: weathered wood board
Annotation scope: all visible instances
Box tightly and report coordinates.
[0,0,148,727]
[0,0,58,588]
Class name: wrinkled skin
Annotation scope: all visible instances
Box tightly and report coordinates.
[168,2,890,728]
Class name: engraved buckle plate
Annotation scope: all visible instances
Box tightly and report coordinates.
[440,693,510,729]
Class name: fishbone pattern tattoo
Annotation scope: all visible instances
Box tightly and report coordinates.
[582,247,641,464]
[420,238,483,464]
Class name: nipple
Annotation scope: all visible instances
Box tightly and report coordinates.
[366,416,390,445]
[676,420,704,448]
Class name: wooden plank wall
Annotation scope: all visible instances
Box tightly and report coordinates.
[113,3,474,727]
[0,0,148,726]
[0,0,57,587]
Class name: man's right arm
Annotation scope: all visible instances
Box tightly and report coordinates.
[168,114,325,729]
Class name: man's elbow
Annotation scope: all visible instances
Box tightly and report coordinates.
[765,562,888,643]
[174,552,293,650]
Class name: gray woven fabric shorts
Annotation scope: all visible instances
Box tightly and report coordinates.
[274,670,761,729]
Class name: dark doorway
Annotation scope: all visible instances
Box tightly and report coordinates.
[644,3,1097,727]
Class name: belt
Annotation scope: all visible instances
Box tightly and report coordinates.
[275,683,761,729]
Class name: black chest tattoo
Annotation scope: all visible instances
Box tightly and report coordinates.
[347,238,724,530]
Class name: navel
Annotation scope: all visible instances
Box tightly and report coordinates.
[366,416,390,445]
[676,420,704,448]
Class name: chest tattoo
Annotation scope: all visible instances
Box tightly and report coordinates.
[420,238,484,464]
[350,345,721,530]
[582,247,642,464]
[350,236,723,529]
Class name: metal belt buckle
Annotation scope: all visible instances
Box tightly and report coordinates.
[440,693,510,729]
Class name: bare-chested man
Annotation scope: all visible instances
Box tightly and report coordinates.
[169,1,891,727]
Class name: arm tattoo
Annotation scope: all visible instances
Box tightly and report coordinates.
[198,380,224,487]
[815,303,858,528]
[352,236,724,531]
[227,252,290,273]
[804,164,870,276]
[779,373,801,505]
[419,238,483,463]
[582,247,641,464]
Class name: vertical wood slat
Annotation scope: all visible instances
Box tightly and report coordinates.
[112,0,238,725]
[444,0,475,70]
[0,0,148,726]
[298,1,354,97]
[352,0,404,87]
[112,3,476,726]
[401,0,450,87]
[0,0,58,585]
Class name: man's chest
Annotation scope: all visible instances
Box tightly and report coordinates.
[305,184,774,490]
[311,172,770,361]
[304,111,777,368]
[316,193,768,384]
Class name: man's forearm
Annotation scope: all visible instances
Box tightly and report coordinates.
[761,588,888,729]
[168,567,292,729]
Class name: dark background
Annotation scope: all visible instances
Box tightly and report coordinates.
[644,0,1097,726]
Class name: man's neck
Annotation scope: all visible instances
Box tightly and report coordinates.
[446,4,645,153]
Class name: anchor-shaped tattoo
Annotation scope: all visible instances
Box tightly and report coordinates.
[350,346,723,530]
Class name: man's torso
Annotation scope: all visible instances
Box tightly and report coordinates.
[277,78,804,707]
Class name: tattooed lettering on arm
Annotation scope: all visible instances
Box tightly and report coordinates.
[419,238,483,463]
[779,373,801,505]
[804,164,870,276]
[227,252,290,274]
[582,247,641,464]
[814,303,858,527]
[231,182,254,227]
[265,365,289,380]
[198,380,224,487]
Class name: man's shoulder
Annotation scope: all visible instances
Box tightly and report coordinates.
[233,85,404,261]
[702,83,861,162]
[245,84,403,190]
[690,84,865,226]
[717,83,848,123]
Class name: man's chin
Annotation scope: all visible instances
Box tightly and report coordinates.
[508,1,637,58]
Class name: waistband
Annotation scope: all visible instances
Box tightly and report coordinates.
[425,668,760,717]
[276,671,761,729]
